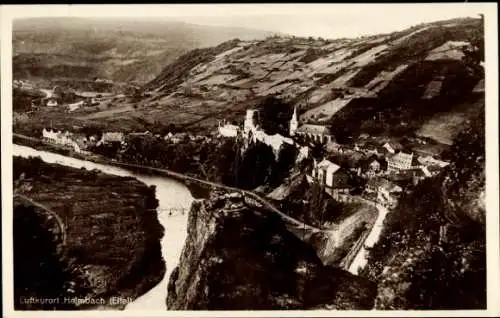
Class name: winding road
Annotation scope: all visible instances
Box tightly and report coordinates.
[14,192,67,246]
[14,133,322,234]
[14,133,390,276]
[106,161,323,233]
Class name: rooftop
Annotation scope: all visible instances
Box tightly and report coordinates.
[296,124,330,135]
[317,159,341,174]
[366,177,401,192]
[388,151,413,163]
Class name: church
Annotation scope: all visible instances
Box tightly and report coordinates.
[217,104,333,156]
[289,106,333,143]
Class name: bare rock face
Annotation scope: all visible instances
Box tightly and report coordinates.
[167,191,376,310]
[13,157,165,310]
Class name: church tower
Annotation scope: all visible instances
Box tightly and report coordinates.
[289,105,299,136]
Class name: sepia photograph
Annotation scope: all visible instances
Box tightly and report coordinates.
[1,3,499,317]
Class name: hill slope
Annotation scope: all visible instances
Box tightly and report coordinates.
[361,107,485,309]
[133,17,483,142]
[13,17,274,85]
[15,17,484,147]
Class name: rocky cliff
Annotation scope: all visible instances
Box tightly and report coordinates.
[361,107,486,309]
[167,190,376,310]
[13,156,165,310]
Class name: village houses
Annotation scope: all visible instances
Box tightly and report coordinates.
[311,158,353,197]
[387,151,414,172]
[213,103,449,207]
[361,158,382,177]
[98,132,125,146]
[365,177,402,208]
[42,128,91,154]
[46,98,58,107]
[218,120,240,138]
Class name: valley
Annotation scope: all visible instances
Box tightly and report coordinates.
[10,12,487,312]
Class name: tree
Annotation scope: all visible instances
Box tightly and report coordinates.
[462,14,484,77]
[310,141,326,161]
[269,143,299,187]
[307,179,325,225]
[14,204,89,309]
[237,142,276,189]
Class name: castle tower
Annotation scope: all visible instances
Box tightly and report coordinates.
[244,109,258,135]
[289,105,299,136]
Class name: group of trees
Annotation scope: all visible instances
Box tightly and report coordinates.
[13,87,45,112]
[92,133,299,192]
[361,107,486,309]
[279,177,359,228]
[14,203,89,309]
[461,14,484,77]
[205,138,299,190]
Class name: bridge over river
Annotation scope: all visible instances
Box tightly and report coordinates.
[14,133,388,276]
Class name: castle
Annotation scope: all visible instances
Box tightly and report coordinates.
[217,104,331,155]
[242,108,294,156]
[289,105,299,136]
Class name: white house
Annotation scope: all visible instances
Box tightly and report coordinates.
[46,98,58,107]
[312,159,341,188]
[363,158,382,177]
[68,101,84,112]
[417,155,449,168]
[369,159,381,172]
[164,132,174,140]
[218,121,240,138]
[383,142,396,154]
[387,151,413,172]
[42,128,59,142]
[98,132,125,145]
[43,129,75,147]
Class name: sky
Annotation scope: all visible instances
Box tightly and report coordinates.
[171,4,485,38]
[2,3,490,39]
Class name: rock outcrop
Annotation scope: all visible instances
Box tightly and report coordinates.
[167,190,376,310]
[362,108,486,309]
[13,156,165,310]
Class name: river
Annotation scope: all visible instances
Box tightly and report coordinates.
[13,144,194,310]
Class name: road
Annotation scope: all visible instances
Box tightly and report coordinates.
[13,133,322,233]
[14,193,67,246]
[112,161,322,233]
[14,133,391,275]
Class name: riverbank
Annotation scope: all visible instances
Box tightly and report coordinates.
[13,138,384,310]
[13,144,195,310]
[13,133,210,197]
[13,156,166,310]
